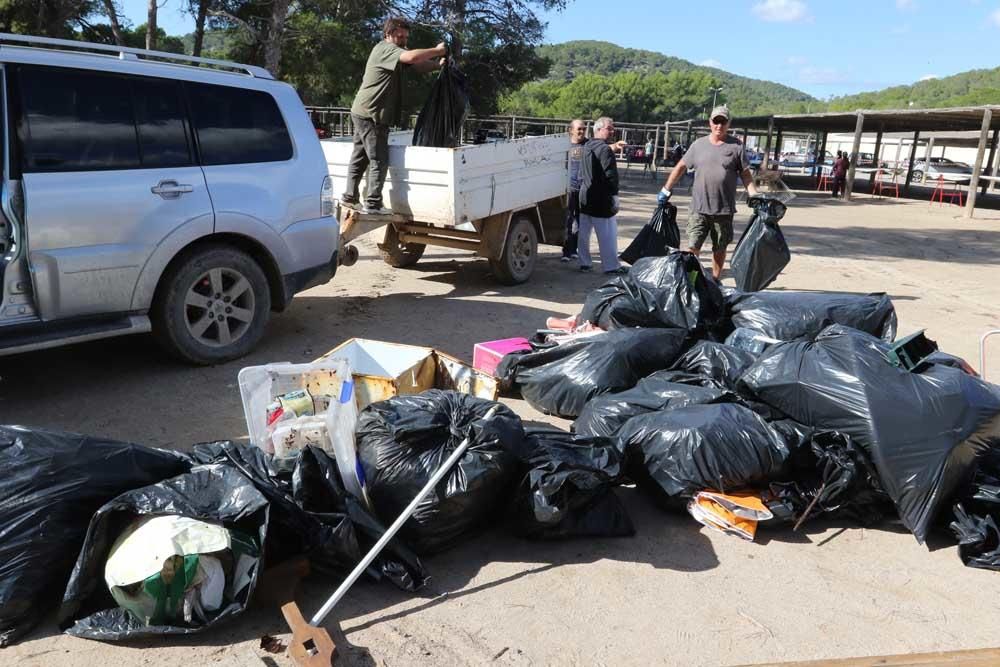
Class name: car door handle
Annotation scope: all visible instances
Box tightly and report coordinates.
[151,180,194,199]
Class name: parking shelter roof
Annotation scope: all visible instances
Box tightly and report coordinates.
[682,106,1000,134]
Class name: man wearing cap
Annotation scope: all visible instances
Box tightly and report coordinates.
[659,105,759,280]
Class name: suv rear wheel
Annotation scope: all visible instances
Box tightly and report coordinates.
[153,245,271,365]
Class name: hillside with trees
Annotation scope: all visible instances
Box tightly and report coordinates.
[499,40,819,122]
[828,67,1000,110]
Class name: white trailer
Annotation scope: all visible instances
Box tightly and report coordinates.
[322,133,569,284]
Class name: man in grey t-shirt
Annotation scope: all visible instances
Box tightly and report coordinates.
[659,105,759,280]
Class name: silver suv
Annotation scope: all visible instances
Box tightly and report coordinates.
[0,34,338,364]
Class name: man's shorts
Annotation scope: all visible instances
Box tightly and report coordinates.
[686,211,735,251]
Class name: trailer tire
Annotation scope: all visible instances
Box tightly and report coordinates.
[490,216,537,285]
[379,225,425,268]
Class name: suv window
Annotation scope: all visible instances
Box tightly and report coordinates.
[17,66,193,172]
[19,66,140,172]
[186,82,292,165]
[132,78,192,168]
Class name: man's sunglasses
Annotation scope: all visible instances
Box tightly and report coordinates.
[711,117,729,125]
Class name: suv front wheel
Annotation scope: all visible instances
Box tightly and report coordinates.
[153,245,271,365]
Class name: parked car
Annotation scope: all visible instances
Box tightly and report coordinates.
[911,157,974,183]
[473,128,507,144]
[0,34,339,364]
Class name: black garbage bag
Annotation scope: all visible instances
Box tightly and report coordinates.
[950,504,1000,571]
[497,328,690,419]
[619,202,680,265]
[725,327,781,357]
[669,341,756,391]
[510,428,634,539]
[579,252,724,332]
[59,465,269,641]
[618,403,794,508]
[728,290,897,342]
[730,197,790,292]
[766,430,893,527]
[0,426,190,647]
[742,324,1000,543]
[186,442,426,592]
[356,390,524,554]
[574,370,736,438]
[412,63,469,148]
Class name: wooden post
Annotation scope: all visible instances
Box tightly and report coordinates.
[981,128,999,196]
[965,108,992,219]
[773,129,783,164]
[652,124,660,177]
[511,115,516,139]
[990,135,1000,194]
[663,121,670,163]
[814,131,828,179]
[872,124,883,170]
[921,137,935,184]
[843,112,865,201]
[762,117,774,170]
[685,120,693,147]
[904,130,920,191]
[893,137,903,169]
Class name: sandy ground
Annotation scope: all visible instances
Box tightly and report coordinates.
[4,174,1000,666]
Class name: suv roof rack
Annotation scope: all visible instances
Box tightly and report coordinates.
[0,32,274,80]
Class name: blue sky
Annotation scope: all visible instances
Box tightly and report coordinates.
[120,0,1000,99]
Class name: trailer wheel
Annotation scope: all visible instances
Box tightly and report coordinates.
[379,225,425,268]
[490,216,537,285]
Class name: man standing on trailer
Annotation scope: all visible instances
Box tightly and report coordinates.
[659,105,759,281]
[342,17,447,215]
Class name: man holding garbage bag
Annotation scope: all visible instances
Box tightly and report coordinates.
[342,18,448,215]
[659,105,759,280]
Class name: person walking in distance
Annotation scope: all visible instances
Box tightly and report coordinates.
[561,119,587,262]
[659,105,759,281]
[579,117,628,274]
[342,17,447,215]
[831,150,849,198]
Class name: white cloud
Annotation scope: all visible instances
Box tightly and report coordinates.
[919,74,938,81]
[991,8,1000,26]
[699,59,723,68]
[798,66,849,85]
[786,55,807,65]
[895,0,914,9]
[752,0,811,22]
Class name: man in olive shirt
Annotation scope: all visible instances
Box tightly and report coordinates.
[342,17,447,215]
[659,105,759,280]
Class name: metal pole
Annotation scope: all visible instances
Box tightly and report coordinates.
[894,137,903,170]
[310,407,501,626]
[511,115,516,139]
[981,128,999,196]
[921,137,935,184]
[843,112,865,201]
[965,108,992,219]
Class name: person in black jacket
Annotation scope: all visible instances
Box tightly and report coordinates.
[578,116,627,274]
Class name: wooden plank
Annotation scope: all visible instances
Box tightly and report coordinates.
[737,646,1000,667]
[980,128,998,195]
[904,130,920,191]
